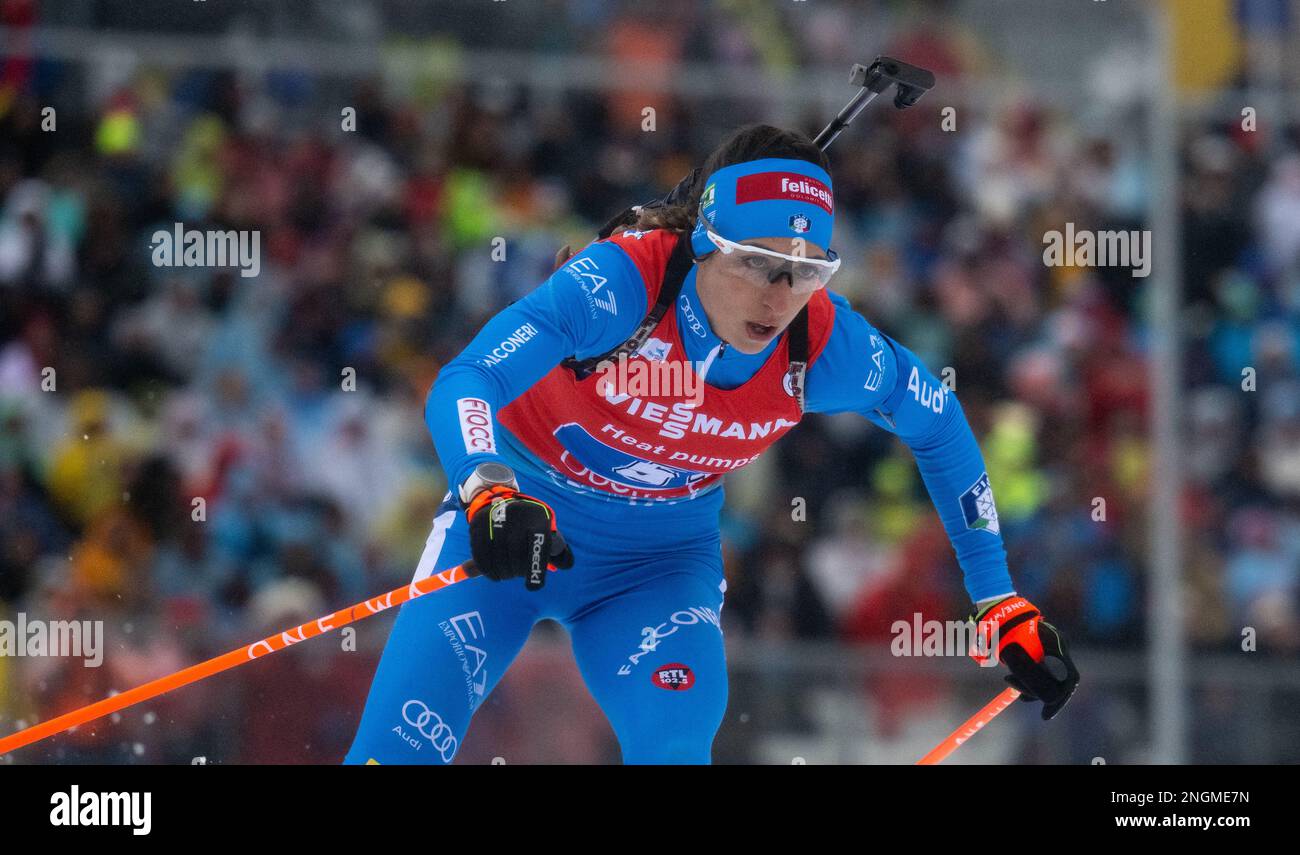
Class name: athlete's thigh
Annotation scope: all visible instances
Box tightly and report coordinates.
[567,557,728,765]
[344,494,541,765]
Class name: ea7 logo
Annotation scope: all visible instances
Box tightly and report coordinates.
[864,333,886,392]
[566,256,617,315]
[591,289,617,315]
[439,611,488,707]
[652,663,695,690]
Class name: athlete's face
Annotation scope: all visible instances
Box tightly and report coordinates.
[694,237,824,354]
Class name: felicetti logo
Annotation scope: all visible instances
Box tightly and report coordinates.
[652,663,695,690]
[736,172,833,214]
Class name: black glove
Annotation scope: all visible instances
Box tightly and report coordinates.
[971,595,1080,720]
[465,485,574,589]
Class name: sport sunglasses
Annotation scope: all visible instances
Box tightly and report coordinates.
[697,217,841,295]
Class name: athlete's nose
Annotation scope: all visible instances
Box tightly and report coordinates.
[768,270,794,289]
[762,281,796,317]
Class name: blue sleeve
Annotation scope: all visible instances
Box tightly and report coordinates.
[425,241,647,496]
[805,293,1016,604]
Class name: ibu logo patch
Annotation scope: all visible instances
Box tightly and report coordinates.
[636,336,673,362]
[789,213,811,234]
[652,663,695,690]
[960,472,1001,535]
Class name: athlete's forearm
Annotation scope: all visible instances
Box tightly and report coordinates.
[901,394,1015,603]
[426,300,569,492]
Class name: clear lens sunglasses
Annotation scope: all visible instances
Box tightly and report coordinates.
[699,221,841,295]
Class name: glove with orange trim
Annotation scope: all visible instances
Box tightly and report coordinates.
[465,485,574,590]
[970,595,1079,720]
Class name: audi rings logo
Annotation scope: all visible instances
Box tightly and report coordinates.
[401,699,458,762]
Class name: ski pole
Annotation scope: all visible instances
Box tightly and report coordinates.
[813,56,935,149]
[916,687,1021,765]
[0,559,483,757]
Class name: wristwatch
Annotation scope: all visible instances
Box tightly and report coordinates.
[458,461,519,506]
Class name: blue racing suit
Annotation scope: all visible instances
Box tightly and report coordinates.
[345,230,1013,764]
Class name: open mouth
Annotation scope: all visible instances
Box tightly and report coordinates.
[745,321,777,339]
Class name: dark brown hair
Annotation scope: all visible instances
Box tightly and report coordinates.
[628,123,829,233]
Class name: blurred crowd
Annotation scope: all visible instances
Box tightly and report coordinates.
[2,0,1299,763]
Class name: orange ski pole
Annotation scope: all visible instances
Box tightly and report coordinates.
[0,560,481,757]
[916,687,1021,765]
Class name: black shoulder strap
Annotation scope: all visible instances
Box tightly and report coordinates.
[784,304,811,413]
[562,231,696,380]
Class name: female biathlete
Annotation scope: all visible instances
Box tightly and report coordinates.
[345,124,1079,765]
